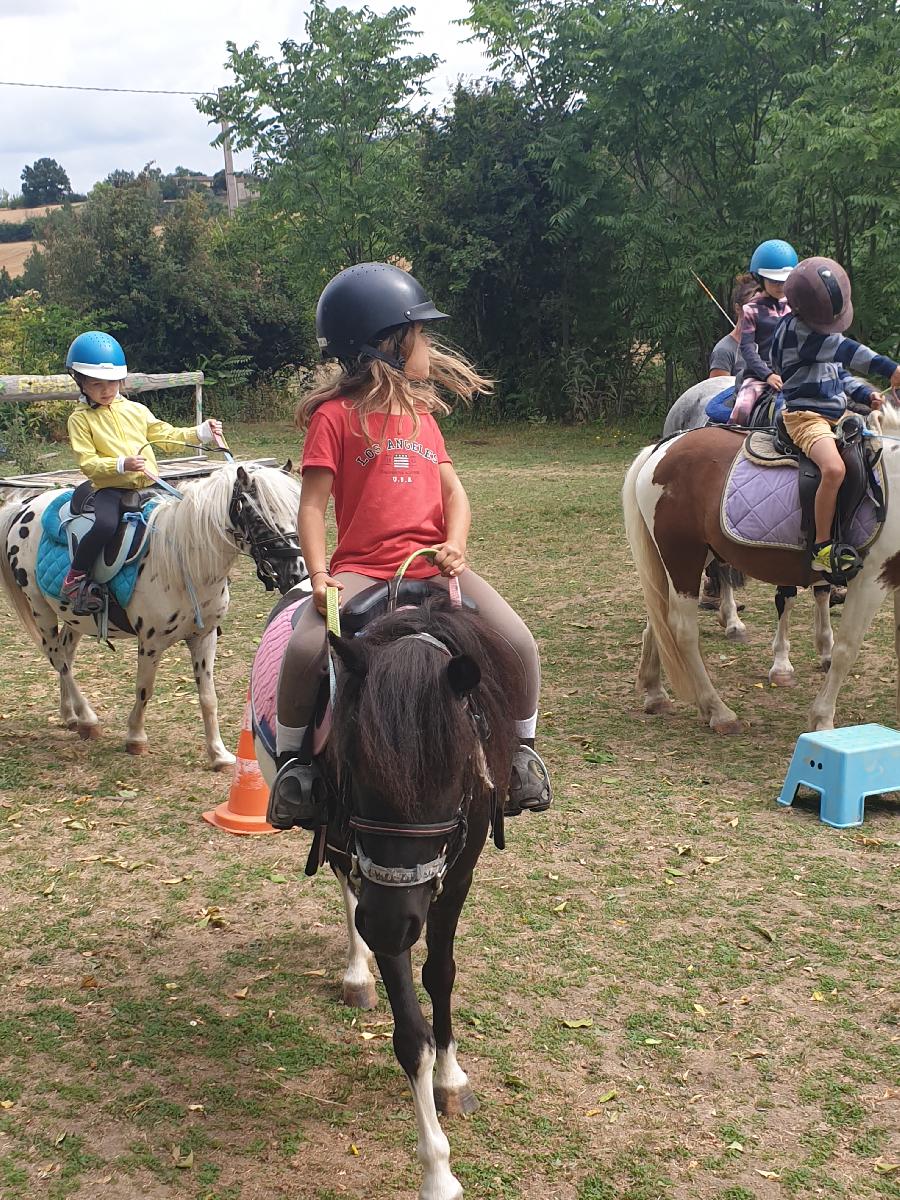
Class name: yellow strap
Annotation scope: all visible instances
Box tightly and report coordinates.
[325,583,341,637]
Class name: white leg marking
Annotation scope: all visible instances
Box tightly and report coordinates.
[809,576,885,730]
[769,591,797,685]
[813,586,834,669]
[410,1046,463,1200]
[336,870,377,1009]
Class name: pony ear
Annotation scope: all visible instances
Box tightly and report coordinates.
[328,631,368,677]
[282,458,294,474]
[446,653,480,697]
[236,465,251,488]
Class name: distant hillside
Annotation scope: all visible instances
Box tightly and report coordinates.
[0,203,83,277]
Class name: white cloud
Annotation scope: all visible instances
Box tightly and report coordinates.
[0,0,491,195]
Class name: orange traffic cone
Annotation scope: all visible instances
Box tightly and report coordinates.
[203,694,279,835]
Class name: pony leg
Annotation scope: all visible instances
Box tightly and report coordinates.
[809,576,885,731]
[378,950,462,1200]
[125,638,163,755]
[769,587,798,687]
[637,622,673,714]
[186,629,234,770]
[32,604,99,736]
[668,591,741,733]
[813,583,834,671]
[335,868,377,1009]
[423,875,478,1117]
[717,571,747,642]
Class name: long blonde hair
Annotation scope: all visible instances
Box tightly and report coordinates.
[295,324,493,441]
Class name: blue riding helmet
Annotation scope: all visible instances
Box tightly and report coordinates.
[749,239,799,283]
[65,331,128,381]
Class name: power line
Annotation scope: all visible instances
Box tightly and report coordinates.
[0,80,212,97]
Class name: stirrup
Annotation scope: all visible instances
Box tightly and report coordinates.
[70,578,105,616]
[267,758,326,831]
[505,745,553,816]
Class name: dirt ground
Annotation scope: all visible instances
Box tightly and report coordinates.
[0,424,897,1200]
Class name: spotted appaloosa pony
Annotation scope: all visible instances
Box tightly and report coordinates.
[0,463,303,766]
[260,596,515,1200]
[662,374,836,665]
[623,397,900,732]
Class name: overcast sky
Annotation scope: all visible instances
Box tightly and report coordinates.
[0,0,492,197]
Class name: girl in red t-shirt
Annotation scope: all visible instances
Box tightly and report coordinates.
[272,262,551,823]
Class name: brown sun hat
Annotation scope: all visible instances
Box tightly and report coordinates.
[785,256,854,334]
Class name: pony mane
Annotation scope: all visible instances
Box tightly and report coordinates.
[150,464,301,589]
[332,596,518,821]
[877,395,900,437]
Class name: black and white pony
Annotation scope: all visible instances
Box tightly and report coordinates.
[0,463,304,765]
[257,594,516,1200]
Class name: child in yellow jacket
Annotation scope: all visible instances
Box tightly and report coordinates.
[62,331,223,614]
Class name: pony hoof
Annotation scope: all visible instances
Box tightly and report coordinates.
[768,671,798,688]
[211,753,236,772]
[819,659,832,673]
[125,740,149,756]
[725,627,748,643]
[434,1085,479,1117]
[77,723,101,740]
[711,718,742,735]
[342,981,378,1010]
[643,696,674,715]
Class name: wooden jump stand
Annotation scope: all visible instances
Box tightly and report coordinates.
[0,371,270,489]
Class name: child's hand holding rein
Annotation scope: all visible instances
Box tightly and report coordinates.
[311,571,343,616]
[123,456,146,473]
[433,542,466,578]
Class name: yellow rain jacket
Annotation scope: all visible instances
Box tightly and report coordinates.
[67,397,200,490]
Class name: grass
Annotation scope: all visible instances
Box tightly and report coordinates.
[0,422,898,1198]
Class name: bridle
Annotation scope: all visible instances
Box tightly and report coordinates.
[227,478,305,591]
[322,630,486,899]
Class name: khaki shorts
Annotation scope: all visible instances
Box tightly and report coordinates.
[782,410,838,457]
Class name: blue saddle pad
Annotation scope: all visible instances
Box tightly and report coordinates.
[36,490,158,609]
[705,385,736,424]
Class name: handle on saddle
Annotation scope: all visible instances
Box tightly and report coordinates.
[394,546,463,608]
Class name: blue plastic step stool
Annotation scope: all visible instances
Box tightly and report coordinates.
[777,723,900,828]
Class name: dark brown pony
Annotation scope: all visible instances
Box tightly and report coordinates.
[623,408,900,732]
[315,596,516,1200]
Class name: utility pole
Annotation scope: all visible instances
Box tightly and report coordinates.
[218,88,238,215]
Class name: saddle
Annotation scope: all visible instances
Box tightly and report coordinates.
[724,413,886,583]
[61,481,158,585]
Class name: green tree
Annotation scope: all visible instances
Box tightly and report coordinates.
[198,2,438,285]
[20,157,72,206]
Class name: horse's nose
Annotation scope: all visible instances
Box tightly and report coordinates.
[355,890,426,957]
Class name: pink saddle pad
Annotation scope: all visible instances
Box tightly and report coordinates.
[251,596,310,758]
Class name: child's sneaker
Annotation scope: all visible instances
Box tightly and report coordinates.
[61,567,86,599]
[812,543,857,575]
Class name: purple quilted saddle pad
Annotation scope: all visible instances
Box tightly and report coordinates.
[722,454,881,552]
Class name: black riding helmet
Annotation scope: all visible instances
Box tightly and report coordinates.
[315,262,449,369]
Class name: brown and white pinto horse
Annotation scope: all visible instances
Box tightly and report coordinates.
[623,400,900,732]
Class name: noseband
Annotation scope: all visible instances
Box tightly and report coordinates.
[228,479,305,590]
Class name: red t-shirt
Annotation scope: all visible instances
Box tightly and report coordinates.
[301,399,452,579]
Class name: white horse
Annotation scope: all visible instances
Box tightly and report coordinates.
[623,398,900,732]
[0,463,304,766]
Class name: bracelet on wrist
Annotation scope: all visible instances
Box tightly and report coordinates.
[310,570,327,579]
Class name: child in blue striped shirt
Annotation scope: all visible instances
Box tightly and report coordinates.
[773,257,900,575]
